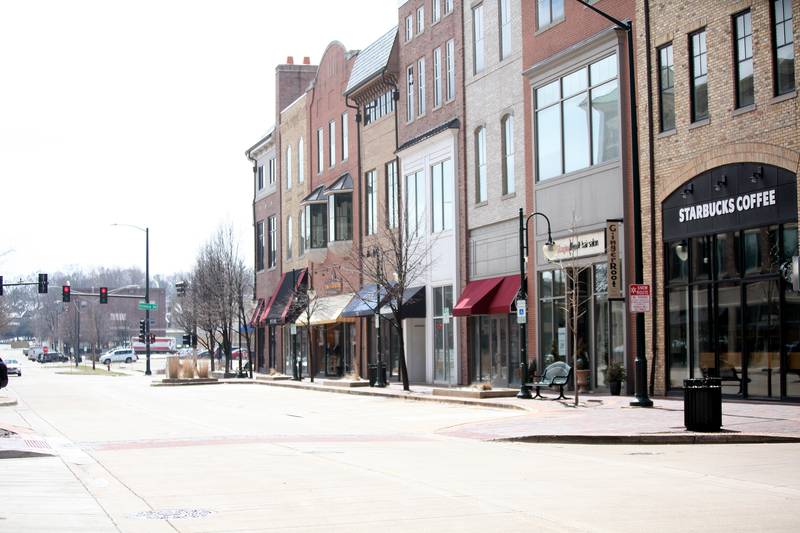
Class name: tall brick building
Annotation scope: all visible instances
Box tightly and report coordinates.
[636,0,799,400]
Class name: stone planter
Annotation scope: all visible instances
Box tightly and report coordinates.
[575,369,590,393]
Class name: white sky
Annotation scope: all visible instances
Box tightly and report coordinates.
[0,0,398,281]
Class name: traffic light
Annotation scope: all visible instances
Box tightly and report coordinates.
[182,333,191,346]
[38,273,48,294]
[62,285,71,303]
[99,287,108,304]
[138,320,146,342]
[175,281,187,297]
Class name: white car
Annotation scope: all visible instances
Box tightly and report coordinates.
[100,348,138,365]
[4,358,21,376]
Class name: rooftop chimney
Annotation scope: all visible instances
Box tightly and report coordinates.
[286,56,294,65]
[303,56,311,65]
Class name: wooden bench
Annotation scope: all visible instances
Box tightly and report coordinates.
[525,361,572,400]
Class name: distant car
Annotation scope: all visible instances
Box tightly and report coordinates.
[28,347,46,361]
[231,347,249,360]
[38,352,68,363]
[100,348,138,365]
[4,358,21,376]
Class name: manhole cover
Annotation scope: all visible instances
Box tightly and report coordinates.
[129,509,215,520]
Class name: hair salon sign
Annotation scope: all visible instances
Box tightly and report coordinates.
[548,230,605,262]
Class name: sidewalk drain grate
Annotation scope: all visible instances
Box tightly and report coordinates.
[129,509,215,520]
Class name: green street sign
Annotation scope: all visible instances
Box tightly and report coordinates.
[138,302,158,311]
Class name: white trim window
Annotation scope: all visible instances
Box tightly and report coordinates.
[365,170,376,235]
[341,113,349,161]
[386,160,398,229]
[328,120,336,168]
[299,209,306,255]
[317,128,324,174]
[499,0,511,60]
[446,39,456,100]
[405,15,413,42]
[475,127,487,203]
[268,157,276,185]
[328,193,353,242]
[287,216,293,259]
[417,57,426,116]
[535,53,620,181]
[445,0,453,15]
[256,220,265,271]
[268,215,277,269]
[433,47,442,108]
[257,164,264,191]
[298,137,305,183]
[417,6,424,34]
[406,64,415,122]
[405,170,425,239]
[502,114,515,195]
[537,0,564,29]
[431,159,453,233]
[432,0,440,23]
[473,3,485,74]
[286,144,292,190]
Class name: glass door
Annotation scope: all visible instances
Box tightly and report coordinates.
[433,286,455,384]
[716,284,744,395]
[745,280,781,398]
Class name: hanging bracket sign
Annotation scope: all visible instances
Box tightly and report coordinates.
[606,220,623,300]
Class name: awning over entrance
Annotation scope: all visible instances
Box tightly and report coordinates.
[249,298,265,326]
[295,293,355,326]
[341,284,385,317]
[454,275,521,316]
[260,269,307,325]
[453,277,503,316]
[380,285,426,318]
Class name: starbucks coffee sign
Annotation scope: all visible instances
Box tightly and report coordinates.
[677,189,776,223]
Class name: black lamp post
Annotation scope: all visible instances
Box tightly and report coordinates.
[573,0,652,407]
[517,208,556,399]
[374,249,386,388]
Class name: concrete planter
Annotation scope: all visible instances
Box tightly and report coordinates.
[432,388,519,399]
[321,379,370,388]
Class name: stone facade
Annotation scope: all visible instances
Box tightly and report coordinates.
[635,0,800,395]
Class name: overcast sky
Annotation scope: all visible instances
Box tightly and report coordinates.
[0,0,398,281]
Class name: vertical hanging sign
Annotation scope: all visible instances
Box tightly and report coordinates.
[606,220,623,300]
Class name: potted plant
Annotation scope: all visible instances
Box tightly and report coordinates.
[603,361,626,395]
[574,340,590,393]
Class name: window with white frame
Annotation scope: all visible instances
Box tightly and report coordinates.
[341,113,349,161]
[298,137,305,183]
[268,157,276,184]
[257,164,264,191]
[535,53,620,181]
[364,90,396,125]
[417,57,426,116]
[432,0,440,22]
[433,47,442,107]
[287,216,293,259]
[406,64,415,121]
[256,220,264,271]
[473,4,485,74]
[328,193,353,241]
[365,170,376,235]
[537,0,564,29]
[431,159,453,233]
[446,39,456,100]
[417,6,424,33]
[299,209,306,255]
[445,0,453,14]
[502,114,515,195]
[286,145,292,190]
[405,15,413,41]
[475,127,487,203]
[328,120,336,167]
[267,215,277,269]
[405,170,425,238]
[386,160,398,229]
[305,203,326,249]
[500,0,512,60]
[317,128,324,174]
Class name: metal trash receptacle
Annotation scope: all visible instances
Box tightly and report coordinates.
[684,377,722,432]
[367,364,377,387]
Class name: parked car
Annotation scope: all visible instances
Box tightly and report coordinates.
[4,358,21,376]
[38,352,68,363]
[231,347,249,360]
[100,348,138,365]
[28,346,46,361]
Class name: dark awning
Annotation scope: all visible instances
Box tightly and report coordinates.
[381,285,426,319]
[324,173,354,194]
[301,185,327,204]
[453,277,503,317]
[261,269,308,325]
[341,284,385,317]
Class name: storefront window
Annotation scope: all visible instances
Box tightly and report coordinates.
[692,285,713,378]
[716,284,743,395]
[691,236,712,281]
[433,286,455,383]
[668,287,689,387]
[668,241,689,282]
[715,231,741,279]
[539,270,566,366]
[785,287,800,399]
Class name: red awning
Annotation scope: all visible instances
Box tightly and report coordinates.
[487,275,522,315]
[453,277,503,317]
[258,273,286,325]
[249,299,265,326]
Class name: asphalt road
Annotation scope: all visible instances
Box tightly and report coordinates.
[2,357,800,532]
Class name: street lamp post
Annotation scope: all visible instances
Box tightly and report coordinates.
[112,223,152,376]
[573,0,652,407]
[374,249,386,388]
[517,208,556,399]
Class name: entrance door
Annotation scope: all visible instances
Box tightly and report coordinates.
[745,280,781,398]
[490,316,508,386]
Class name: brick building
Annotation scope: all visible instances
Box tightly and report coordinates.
[636,0,800,400]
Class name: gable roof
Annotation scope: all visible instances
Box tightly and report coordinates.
[345,26,398,95]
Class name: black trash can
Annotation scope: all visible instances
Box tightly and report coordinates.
[684,377,722,432]
[368,364,377,387]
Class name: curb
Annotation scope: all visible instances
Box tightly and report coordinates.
[0,397,18,407]
[494,433,800,445]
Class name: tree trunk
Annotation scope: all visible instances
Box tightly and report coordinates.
[572,288,579,407]
[395,312,410,391]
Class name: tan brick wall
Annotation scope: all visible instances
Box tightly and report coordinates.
[636,0,800,395]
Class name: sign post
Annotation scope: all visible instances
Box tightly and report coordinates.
[516,299,527,324]
[629,284,651,313]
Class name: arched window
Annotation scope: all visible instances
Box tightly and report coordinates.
[475,127,487,203]
[298,137,305,183]
[286,145,293,190]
